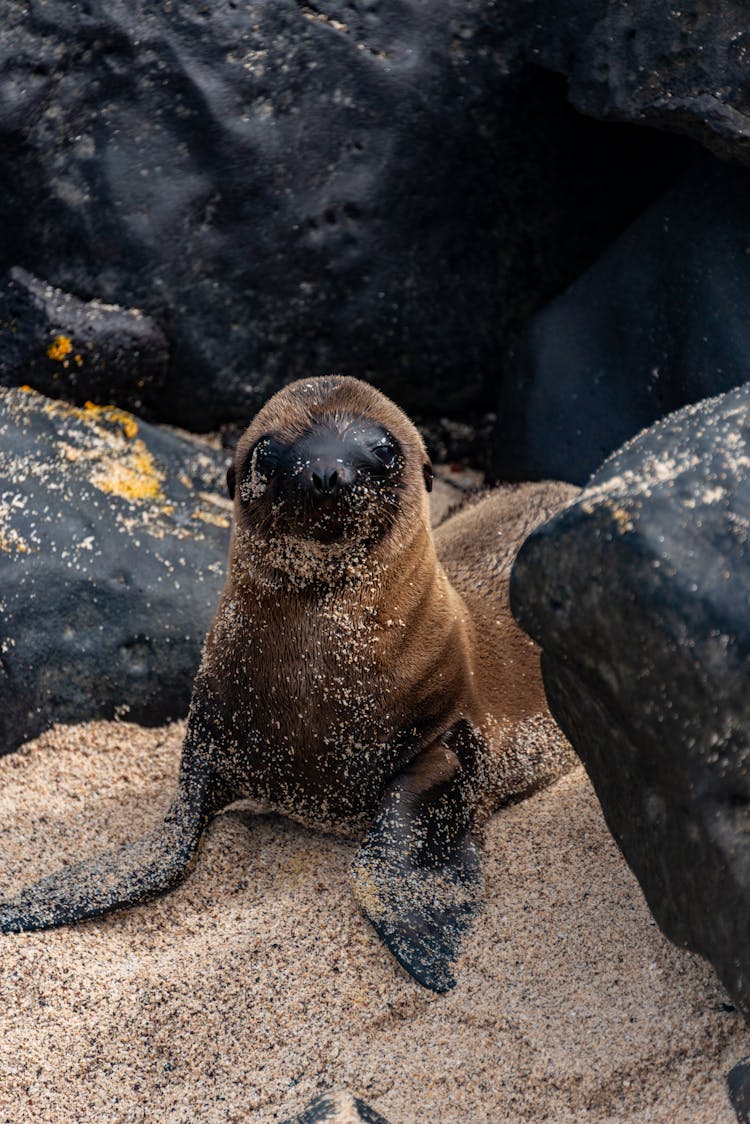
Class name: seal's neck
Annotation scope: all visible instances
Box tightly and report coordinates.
[231,514,437,606]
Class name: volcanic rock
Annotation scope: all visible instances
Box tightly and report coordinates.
[0,386,229,754]
[493,157,750,484]
[510,382,750,1017]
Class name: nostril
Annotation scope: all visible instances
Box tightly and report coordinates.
[310,467,340,494]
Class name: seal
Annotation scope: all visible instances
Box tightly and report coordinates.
[0,376,576,990]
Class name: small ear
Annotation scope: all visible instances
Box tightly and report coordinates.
[423,461,434,493]
[226,464,236,500]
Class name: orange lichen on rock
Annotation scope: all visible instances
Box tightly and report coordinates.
[191,509,231,529]
[46,335,73,361]
[13,387,164,506]
[90,445,165,503]
[0,526,31,555]
[83,401,139,440]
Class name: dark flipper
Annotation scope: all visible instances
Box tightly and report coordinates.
[282,1091,392,1124]
[0,736,228,934]
[351,720,483,992]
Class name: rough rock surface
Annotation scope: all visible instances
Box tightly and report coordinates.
[0,386,229,754]
[0,267,169,415]
[493,156,750,485]
[0,0,689,429]
[0,0,526,427]
[510,383,750,1018]
[533,1,750,167]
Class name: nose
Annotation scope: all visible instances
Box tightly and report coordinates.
[311,461,341,495]
[300,456,355,497]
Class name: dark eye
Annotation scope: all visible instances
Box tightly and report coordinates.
[372,443,396,468]
[253,437,281,476]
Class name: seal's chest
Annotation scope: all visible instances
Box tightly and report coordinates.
[251,609,395,749]
[221,603,406,820]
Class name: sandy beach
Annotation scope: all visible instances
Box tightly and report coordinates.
[0,719,745,1122]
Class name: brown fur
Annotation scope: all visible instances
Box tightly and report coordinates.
[434,481,580,816]
[196,376,578,836]
[0,375,578,992]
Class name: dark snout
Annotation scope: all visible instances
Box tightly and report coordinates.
[296,434,357,499]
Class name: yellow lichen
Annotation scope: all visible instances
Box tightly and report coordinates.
[83,401,139,440]
[0,526,31,555]
[47,335,73,361]
[8,386,184,517]
[91,445,165,503]
[17,389,139,443]
[610,504,634,534]
[12,390,163,505]
[191,509,231,529]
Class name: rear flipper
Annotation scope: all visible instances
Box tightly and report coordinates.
[351,721,483,992]
[0,744,228,934]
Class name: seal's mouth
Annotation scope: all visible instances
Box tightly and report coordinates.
[284,483,380,545]
[304,496,346,543]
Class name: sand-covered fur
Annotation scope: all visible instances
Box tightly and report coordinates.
[0,376,576,990]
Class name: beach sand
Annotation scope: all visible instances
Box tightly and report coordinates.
[0,719,745,1123]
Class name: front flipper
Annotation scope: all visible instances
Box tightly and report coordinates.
[351,721,483,992]
[0,738,229,934]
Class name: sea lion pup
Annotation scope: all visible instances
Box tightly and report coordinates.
[0,376,577,991]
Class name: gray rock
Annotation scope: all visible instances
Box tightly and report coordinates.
[0,386,229,754]
[510,383,750,1017]
[534,1,750,166]
[492,156,750,485]
[728,1059,750,1123]
[0,267,169,414]
[0,0,524,427]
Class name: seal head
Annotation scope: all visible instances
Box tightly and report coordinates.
[227,375,433,582]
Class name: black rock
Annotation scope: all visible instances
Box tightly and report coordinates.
[510,383,750,1018]
[728,1059,750,1124]
[0,267,169,415]
[0,1,688,430]
[0,386,230,755]
[0,0,529,428]
[493,156,750,485]
[534,1,750,167]
[282,1091,390,1124]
